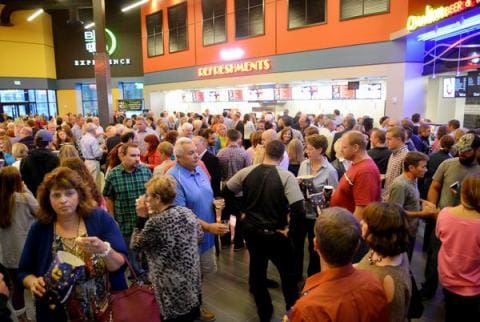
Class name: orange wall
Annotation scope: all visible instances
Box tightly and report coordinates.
[142,0,417,73]
[276,0,408,54]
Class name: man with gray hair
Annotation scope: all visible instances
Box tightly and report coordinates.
[80,122,106,189]
[168,137,228,321]
[289,207,388,322]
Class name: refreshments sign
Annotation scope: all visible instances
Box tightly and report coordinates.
[407,0,480,31]
[197,59,272,78]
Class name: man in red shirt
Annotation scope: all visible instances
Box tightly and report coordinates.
[289,207,389,322]
[330,131,381,221]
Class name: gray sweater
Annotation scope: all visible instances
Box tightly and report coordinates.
[0,192,38,268]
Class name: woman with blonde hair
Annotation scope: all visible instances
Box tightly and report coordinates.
[58,144,79,163]
[0,166,38,320]
[287,138,304,176]
[132,175,203,321]
[247,131,263,164]
[0,135,15,165]
[11,142,28,170]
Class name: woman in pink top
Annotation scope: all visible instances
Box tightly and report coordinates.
[436,173,480,322]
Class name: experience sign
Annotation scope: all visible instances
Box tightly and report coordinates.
[407,0,480,31]
[74,28,132,67]
[197,59,272,78]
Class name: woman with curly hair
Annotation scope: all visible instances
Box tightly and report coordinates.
[18,167,127,322]
[357,202,412,322]
[60,157,106,210]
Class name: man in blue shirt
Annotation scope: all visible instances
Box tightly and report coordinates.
[168,137,228,321]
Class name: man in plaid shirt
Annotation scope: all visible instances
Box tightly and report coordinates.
[383,126,409,201]
[103,143,152,273]
[217,129,252,249]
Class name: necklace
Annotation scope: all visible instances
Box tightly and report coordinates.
[368,250,383,265]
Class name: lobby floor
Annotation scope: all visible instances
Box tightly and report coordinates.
[203,221,445,322]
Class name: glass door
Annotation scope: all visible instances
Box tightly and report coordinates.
[0,103,29,119]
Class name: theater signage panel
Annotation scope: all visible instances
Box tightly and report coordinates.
[407,0,480,31]
[197,59,272,78]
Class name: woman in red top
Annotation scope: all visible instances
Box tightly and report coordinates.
[141,134,161,171]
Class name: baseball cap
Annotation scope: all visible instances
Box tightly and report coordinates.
[454,133,480,154]
[35,129,53,142]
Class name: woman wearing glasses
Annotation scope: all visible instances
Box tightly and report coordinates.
[295,134,338,280]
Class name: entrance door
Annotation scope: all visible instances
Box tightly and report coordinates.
[0,103,29,119]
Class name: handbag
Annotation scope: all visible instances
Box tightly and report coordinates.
[110,259,161,322]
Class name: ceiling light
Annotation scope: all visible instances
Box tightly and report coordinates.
[121,0,149,12]
[84,22,95,29]
[27,9,44,22]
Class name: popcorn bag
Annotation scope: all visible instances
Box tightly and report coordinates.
[42,251,85,309]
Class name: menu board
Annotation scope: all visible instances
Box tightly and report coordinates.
[203,90,228,102]
[443,78,455,98]
[181,91,193,103]
[332,85,355,99]
[466,71,480,97]
[228,89,243,101]
[292,86,313,100]
[193,90,204,102]
[314,85,333,99]
[246,88,275,101]
[455,76,467,97]
[356,83,382,99]
[276,87,292,100]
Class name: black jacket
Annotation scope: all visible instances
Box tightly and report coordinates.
[20,148,59,196]
[0,263,12,322]
[19,136,35,151]
[201,151,222,197]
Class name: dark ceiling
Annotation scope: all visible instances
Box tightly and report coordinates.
[0,0,132,26]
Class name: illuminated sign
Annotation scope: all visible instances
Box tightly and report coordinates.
[407,0,480,31]
[84,28,117,55]
[75,28,131,67]
[197,59,272,78]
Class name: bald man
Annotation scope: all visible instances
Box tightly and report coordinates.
[330,131,381,221]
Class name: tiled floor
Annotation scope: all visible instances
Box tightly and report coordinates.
[203,221,445,322]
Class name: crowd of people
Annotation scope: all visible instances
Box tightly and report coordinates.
[0,108,479,322]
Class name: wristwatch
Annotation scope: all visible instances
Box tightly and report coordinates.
[97,241,112,258]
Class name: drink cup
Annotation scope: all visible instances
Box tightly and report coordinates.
[213,197,225,210]
[323,185,334,201]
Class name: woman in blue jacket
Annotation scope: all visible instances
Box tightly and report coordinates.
[18,167,127,322]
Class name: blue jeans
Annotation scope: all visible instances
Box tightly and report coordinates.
[123,234,146,276]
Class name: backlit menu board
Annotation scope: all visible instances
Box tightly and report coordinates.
[193,90,204,102]
[246,88,275,101]
[332,85,355,99]
[292,86,313,100]
[228,89,243,101]
[443,78,455,98]
[455,76,467,97]
[276,87,292,100]
[314,85,333,99]
[204,90,228,102]
[466,71,480,97]
[356,83,382,99]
